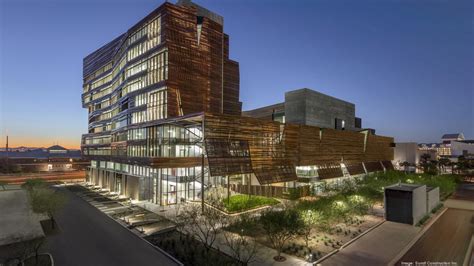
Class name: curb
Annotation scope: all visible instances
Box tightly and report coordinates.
[463,235,474,266]
[46,253,54,266]
[314,219,385,265]
[313,219,386,265]
[314,249,339,265]
[339,220,385,249]
[68,185,183,266]
[387,207,448,266]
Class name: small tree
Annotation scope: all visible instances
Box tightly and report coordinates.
[438,158,450,173]
[399,161,410,173]
[22,178,46,191]
[30,188,67,229]
[301,210,318,247]
[181,204,226,257]
[260,208,305,261]
[222,230,258,265]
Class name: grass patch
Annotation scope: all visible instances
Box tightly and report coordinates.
[222,194,279,213]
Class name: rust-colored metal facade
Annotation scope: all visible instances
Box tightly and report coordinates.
[164,3,241,117]
[203,113,394,184]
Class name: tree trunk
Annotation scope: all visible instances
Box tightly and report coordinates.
[50,216,55,229]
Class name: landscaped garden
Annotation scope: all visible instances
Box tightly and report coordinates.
[222,194,280,213]
[224,170,461,262]
[146,230,241,266]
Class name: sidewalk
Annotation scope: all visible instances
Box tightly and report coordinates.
[319,221,419,265]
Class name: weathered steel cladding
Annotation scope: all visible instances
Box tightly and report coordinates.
[203,113,394,183]
[317,165,344,179]
[382,160,394,170]
[163,4,241,117]
[365,134,394,162]
[204,113,297,184]
[346,163,366,175]
[364,161,384,172]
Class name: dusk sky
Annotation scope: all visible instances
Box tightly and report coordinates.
[0,0,472,149]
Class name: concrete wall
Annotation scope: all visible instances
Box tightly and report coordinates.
[394,142,420,166]
[427,187,440,212]
[285,88,356,130]
[412,185,427,225]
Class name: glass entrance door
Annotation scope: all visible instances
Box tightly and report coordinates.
[115,174,123,195]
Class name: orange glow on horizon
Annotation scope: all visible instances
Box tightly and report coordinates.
[0,136,81,150]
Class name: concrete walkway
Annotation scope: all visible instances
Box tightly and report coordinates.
[320,221,420,265]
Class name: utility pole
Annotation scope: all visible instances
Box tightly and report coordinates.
[5,136,9,170]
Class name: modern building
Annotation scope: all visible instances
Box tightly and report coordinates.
[450,140,474,157]
[81,0,394,207]
[243,88,362,131]
[418,133,468,158]
[441,133,465,143]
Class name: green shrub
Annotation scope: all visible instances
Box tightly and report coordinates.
[416,214,430,226]
[431,203,443,214]
[222,194,279,213]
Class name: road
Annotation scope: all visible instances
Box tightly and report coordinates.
[397,208,473,265]
[43,187,179,266]
[397,182,474,265]
[0,171,85,184]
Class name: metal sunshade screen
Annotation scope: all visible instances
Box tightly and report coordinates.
[317,165,344,179]
[204,138,253,176]
[365,135,395,162]
[364,161,384,172]
[319,128,365,164]
[346,163,366,175]
[253,164,297,185]
[382,160,394,170]
[204,113,297,184]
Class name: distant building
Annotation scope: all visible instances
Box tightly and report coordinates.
[418,133,468,158]
[0,145,88,173]
[451,140,474,157]
[1,145,81,159]
[441,133,465,144]
[243,88,363,131]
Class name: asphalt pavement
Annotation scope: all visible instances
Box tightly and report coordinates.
[43,187,179,266]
